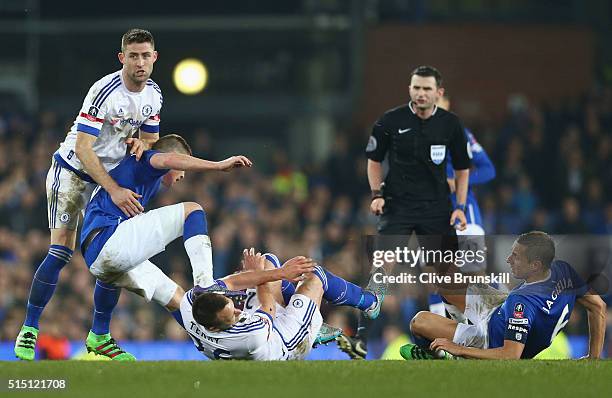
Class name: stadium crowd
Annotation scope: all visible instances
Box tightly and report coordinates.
[0,85,610,358]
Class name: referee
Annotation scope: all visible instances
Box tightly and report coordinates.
[367,65,470,235]
[338,66,471,359]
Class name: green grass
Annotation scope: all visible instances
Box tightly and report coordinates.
[1,360,611,398]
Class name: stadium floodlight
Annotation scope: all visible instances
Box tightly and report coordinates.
[173,58,208,95]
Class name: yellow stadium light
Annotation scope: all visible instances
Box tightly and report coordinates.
[173,58,208,95]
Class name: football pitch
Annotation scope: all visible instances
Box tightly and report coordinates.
[2,360,611,398]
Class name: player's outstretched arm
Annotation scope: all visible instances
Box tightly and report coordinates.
[150,152,252,172]
[75,132,144,217]
[576,293,607,359]
[220,251,314,291]
[430,338,524,359]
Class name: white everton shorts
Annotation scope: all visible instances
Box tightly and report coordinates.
[273,294,323,360]
[46,158,96,230]
[89,203,185,306]
[453,284,508,348]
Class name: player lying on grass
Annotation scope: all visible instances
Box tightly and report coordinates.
[400,231,606,360]
[180,249,387,360]
[80,133,252,360]
[216,252,344,345]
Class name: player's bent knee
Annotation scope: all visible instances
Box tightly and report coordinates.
[410,311,430,335]
[295,274,323,304]
[183,201,203,218]
[302,272,322,287]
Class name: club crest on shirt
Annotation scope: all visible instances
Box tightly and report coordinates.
[430,145,446,165]
[142,104,153,117]
[293,298,304,308]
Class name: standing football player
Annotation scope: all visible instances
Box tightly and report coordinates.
[15,28,162,360]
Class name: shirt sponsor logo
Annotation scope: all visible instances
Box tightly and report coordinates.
[507,324,528,334]
[430,145,446,165]
[509,318,529,325]
[120,118,144,128]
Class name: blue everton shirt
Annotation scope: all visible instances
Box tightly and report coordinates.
[447,128,495,226]
[80,150,169,266]
[487,260,588,358]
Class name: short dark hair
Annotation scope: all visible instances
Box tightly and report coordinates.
[516,231,555,268]
[121,28,154,52]
[152,134,192,155]
[192,292,231,329]
[410,65,443,87]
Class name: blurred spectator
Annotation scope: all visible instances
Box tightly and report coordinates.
[557,197,588,234]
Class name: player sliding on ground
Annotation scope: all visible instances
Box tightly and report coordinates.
[400,231,606,360]
[180,249,387,360]
[80,134,251,360]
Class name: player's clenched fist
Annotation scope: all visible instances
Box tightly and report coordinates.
[370,197,385,215]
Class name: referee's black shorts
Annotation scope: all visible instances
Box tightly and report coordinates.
[377,198,458,255]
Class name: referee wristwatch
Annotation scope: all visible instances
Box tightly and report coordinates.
[371,183,385,201]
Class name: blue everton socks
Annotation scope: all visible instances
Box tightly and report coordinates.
[91,280,120,335]
[183,210,214,287]
[24,245,73,329]
[312,265,376,311]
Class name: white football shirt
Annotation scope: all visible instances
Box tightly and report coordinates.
[180,289,288,361]
[56,70,162,173]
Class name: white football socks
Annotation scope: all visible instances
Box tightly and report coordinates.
[184,235,214,287]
